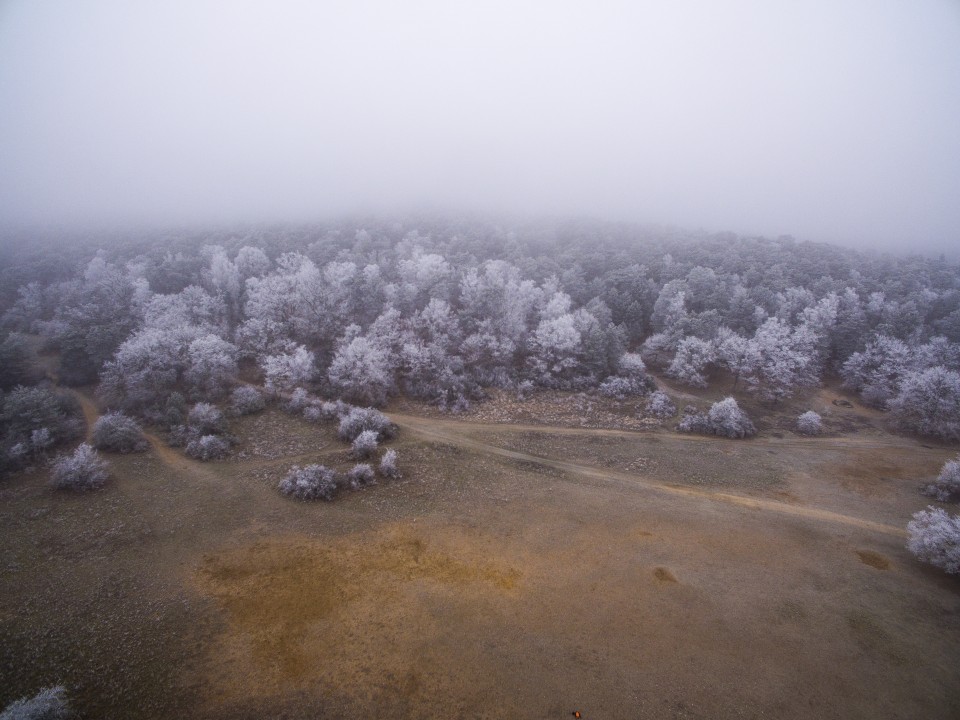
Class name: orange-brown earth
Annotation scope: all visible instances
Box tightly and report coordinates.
[1,387,959,719]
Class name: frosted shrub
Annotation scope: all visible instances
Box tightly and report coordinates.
[338,407,396,442]
[907,506,960,574]
[645,391,676,419]
[351,430,379,459]
[229,386,265,416]
[187,403,227,436]
[92,412,148,453]
[347,463,376,490]
[677,406,710,434]
[284,387,312,414]
[279,464,338,501]
[796,410,822,436]
[923,456,960,502]
[30,428,53,455]
[516,380,534,401]
[598,375,651,400]
[707,397,756,438]
[379,449,401,479]
[890,367,960,441]
[185,434,230,461]
[50,443,108,491]
[302,405,323,423]
[0,685,70,720]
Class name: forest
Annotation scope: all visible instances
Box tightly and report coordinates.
[2,217,960,719]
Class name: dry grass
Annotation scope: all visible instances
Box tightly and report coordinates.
[2,387,960,719]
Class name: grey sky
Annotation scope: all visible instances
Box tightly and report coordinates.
[1,0,958,252]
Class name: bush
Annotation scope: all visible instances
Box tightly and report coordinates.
[337,407,396,442]
[644,391,676,419]
[907,506,960,574]
[92,412,148,453]
[796,410,822,436]
[284,387,313,414]
[229,386,265,416]
[516,380,534,401]
[598,375,650,400]
[677,406,710,434]
[279,464,338,501]
[351,430,379,459]
[185,434,230,461]
[1,386,82,452]
[0,685,70,720]
[347,463,376,490]
[379,449,401,479]
[923,456,960,502]
[187,403,227,436]
[302,405,323,423]
[50,443,108,491]
[707,397,756,438]
[678,398,756,438]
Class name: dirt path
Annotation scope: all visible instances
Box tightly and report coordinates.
[389,411,926,451]
[393,413,907,536]
[60,386,223,482]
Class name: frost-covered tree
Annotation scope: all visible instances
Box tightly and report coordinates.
[187,403,227,436]
[923,456,960,502]
[742,318,815,403]
[92,412,148,453]
[186,334,238,399]
[0,386,82,453]
[347,463,376,489]
[50,443,108,491]
[337,407,396,442]
[796,411,823,436]
[0,685,70,720]
[279,464,338,501]
[707,397,757,438]
[327,334,394,406]
[644,391,676,418]
[350,430,379,459]
[906,506,960,574]
[890,366,960,441]
[840,335,912,408]
[379,449,401,478]
[185,434,230,461]
[229,385,265,415]
[667,336,715,388]
[262,344,315,394]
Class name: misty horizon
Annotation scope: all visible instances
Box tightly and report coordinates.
[1,1,959,254]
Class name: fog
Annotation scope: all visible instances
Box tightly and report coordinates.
[1,0,958,253]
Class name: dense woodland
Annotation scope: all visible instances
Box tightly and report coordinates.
[2,217,959,460]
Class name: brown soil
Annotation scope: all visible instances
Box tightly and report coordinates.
[2,389,959,719]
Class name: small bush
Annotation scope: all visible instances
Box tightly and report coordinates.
[30,428,53,455]
[50,443,108,491]
[187,403,227,436]
[379,449,401,479]
[923,456,960,502]
[0,685,70,720]
[644,391,676,419]
[284,387,313,414]
[302,405,323,423]
[796,411,822,436]
[677,406,710,434]
[707,397,756,438]
[185,434,230,461]
[229,386,265,416]
[907,506,960,574]
[279,464,338,501]
[351,430,379,459]
[338,407,397,442]
[347,463,376,490]
[516,380,534,401]
[92,412,148,453]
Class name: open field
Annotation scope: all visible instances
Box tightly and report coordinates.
[2,389,959,719]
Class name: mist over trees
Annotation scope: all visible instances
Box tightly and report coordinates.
[1,217,959,443]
